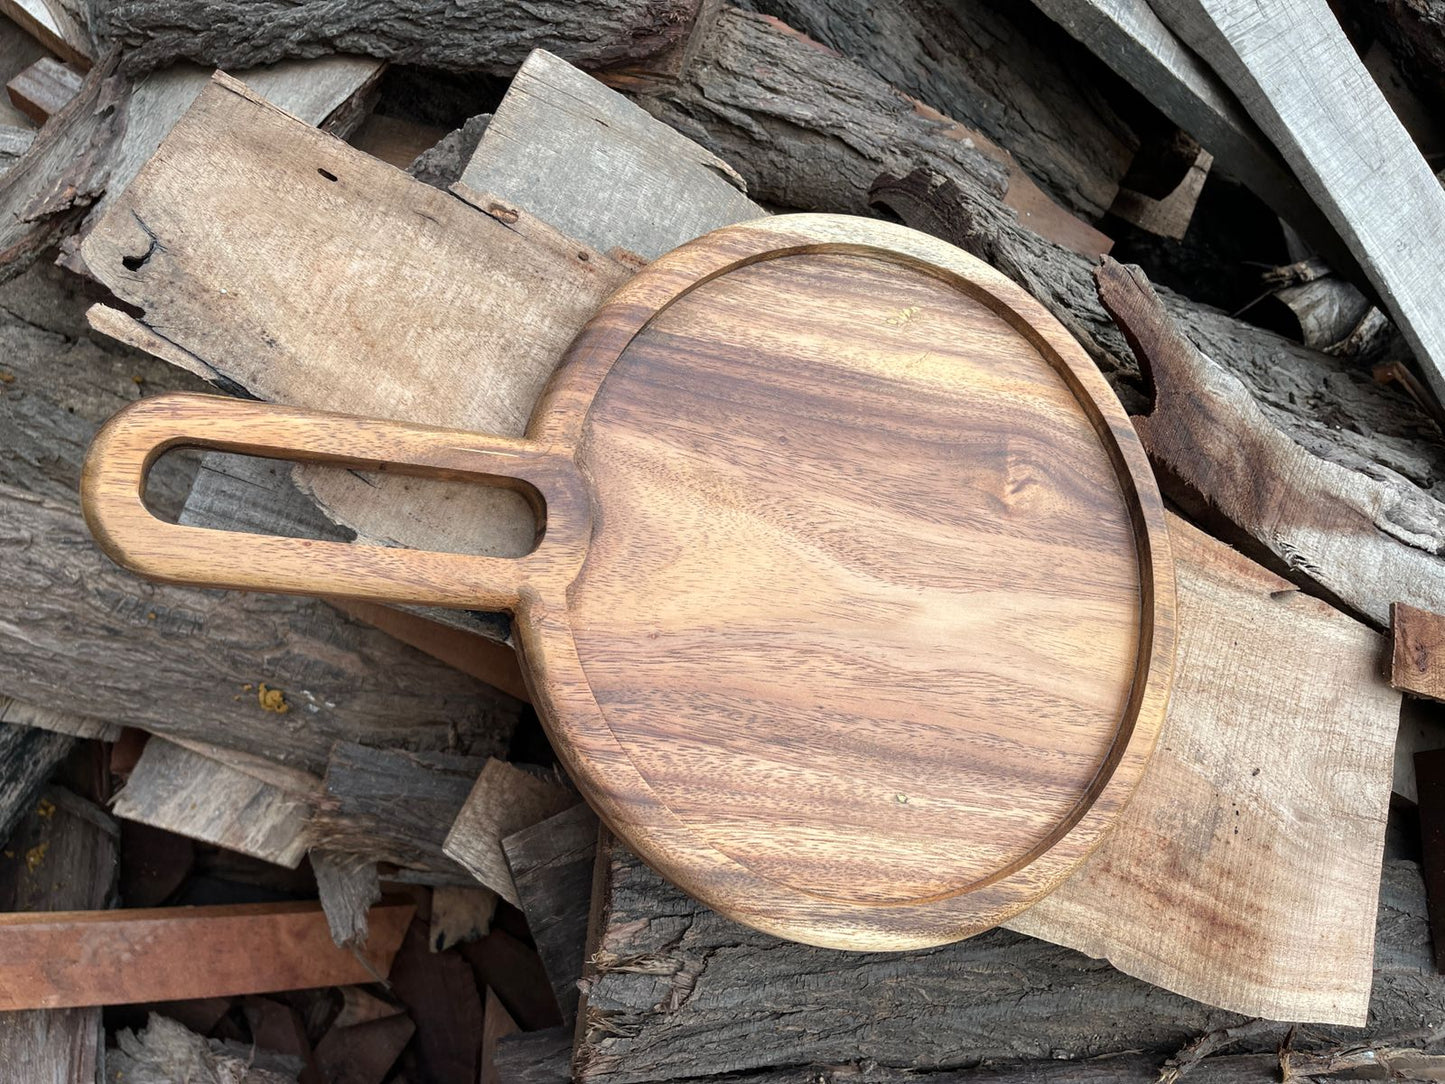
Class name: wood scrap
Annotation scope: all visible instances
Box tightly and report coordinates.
[480,987,520,1084]
[1416,749,1445,974]
[741,0,1139,218]
[311,850,381,949]
[5,55,81,123]
[0,10,48,127]
[467,48,759,260]
[429,884,499,952]
[334,986,403,1030]
[113,737,314,868]
[0,121,33,170]
[0,785,116,1083]
[0,899,413,1009]
[622,8,1112,257]
[0,0,89,68]
[242,998,320,1084]
[119,820,194,907]
[464,929,563,1031]
[312,1012,414,1084]
[404,110,489,189]
[90,0,709,75]
[0,695,121,741]
[1336,0,1445,118]
[575,853,1437,1082]
[309,743,484,877]
[110,1013,303,1084]
[1100,256,1445,628]
[493,1028,571,1084]
[1021,0,1354,276]
[1148,0,1445,406]
[502,800,599,1026]
[443,758,578,907]
[1394,602,1445,703]
[1008,514,1401,1025]
[387,918,485,1083]
[1109,147,1212,240]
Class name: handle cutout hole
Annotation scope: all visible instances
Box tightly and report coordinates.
[144,449,541,559]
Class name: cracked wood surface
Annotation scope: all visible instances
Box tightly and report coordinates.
[88,0,707,76]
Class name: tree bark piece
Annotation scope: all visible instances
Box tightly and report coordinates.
[312,849,381,949]
[463,48,760,260]
[112,737,314,867]
[1009,514,1400,1025]
[89,0,706,75]
[576,853,1439,1083]
[625,7,1111,257]
[443,759,578,908]
[1392,602,1445,702]
[5,55,81,122]
[0,785,116,1084]
[1148,0,1445,405]
[0,725,75,846]
[740,0,1139,218]
[308,743,484,878]
[0,899,414,1009]
[502,801,599,1026]
[1100,256,1445,629]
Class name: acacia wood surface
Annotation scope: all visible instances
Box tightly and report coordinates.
[84,214,1173,951]
[0,899,413,1010]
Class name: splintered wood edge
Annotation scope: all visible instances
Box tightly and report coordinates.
[518,213,1177,950]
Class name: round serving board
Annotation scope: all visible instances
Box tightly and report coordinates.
[81,215,1175,950]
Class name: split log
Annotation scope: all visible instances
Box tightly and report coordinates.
[308,742,484,878]
[737,0,1138,218]
[502,801,600,1026]
[1148,0,1445,405]
[0,899,413,1009]
[1099,257,1445,628]
[443,758,578,907]
[0,725,75,845]
[0,785,116,1083]
[5,55,82,122]
[89,0,709,76]
[622,7,1111,257]
[1020,0,1354,277]
[310,849,380,949]
[574,855,1437,1083]
[0,262,521,771]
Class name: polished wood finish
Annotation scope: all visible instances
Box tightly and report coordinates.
[83,214,1174,949]
[0,900,413,1010]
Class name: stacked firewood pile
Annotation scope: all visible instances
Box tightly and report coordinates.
[4,0,1445,1081]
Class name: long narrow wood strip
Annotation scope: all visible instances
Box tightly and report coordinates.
[1148,0,1445,403]
[0,900,414,1010]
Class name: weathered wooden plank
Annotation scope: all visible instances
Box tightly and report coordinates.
[0,0,89,67]
[0,11,48,128]
[0,785,116,1084]
[90,0,707,76]
[443,759,578,908]
[311,849,381,948]
[1393,602,1445,703]
[463,48,760,260]
[0,900,413,1009]
[502,801,599,1026]
[0,696,121,742]
[1148,0,1445,404]
[5,55,81,123]
[112,737,314,867]
[574,854,1437,1083]
[1009,514,1400,1025]
[0,725,74,846]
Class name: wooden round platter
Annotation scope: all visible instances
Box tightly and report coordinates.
[82,215,1176,950]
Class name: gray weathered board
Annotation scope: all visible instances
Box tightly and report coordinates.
[1148,0,1445,403]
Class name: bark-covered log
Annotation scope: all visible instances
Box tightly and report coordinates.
[574,850,1439,1084]
[735,0,1139,218]
[87,0,707,75]
[0,262,521,772]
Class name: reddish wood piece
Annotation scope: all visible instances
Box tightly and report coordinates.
[1393,602,1445,703]
[0,900,413,1010]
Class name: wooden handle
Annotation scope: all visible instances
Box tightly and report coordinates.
[81,393,588,611]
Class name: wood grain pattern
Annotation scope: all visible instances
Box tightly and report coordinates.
[1148,0,1445,404]
[1392,602,1445,702]
[4,55,81,123]
[84,215,1173,950]
[0,0,89,67]
[0,900,413,1010]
